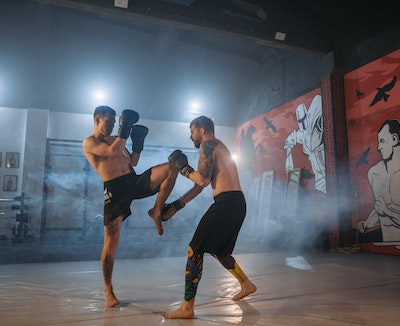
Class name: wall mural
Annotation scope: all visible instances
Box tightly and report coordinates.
[284,94,326,193]
[236,88,327,234]
[345,48,400,255]
[236,88,324,189]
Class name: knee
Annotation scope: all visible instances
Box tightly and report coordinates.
[168,162,179,177]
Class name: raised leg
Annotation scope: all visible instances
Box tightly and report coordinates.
[148,162,178,235]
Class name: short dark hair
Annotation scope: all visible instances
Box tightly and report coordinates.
[94,105,116,117]
[379,118,400,140]
[190,115,214,133]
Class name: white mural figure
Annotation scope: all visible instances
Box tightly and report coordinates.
[284,94,326,193]
[358,119,400,242]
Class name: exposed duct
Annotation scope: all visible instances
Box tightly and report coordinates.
[223,0,267,22]
[162,0,196,6]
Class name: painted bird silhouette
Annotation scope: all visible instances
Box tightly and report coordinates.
[369,75,397,107]
[356,147,370,168]
[263,117,277,133]
[356,89,364,97]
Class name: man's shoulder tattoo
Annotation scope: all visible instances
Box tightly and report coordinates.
[199,140,217,179]
[200,139,218,154]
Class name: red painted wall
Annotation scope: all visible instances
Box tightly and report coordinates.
[236,88,321,188]
[345,49,400,254]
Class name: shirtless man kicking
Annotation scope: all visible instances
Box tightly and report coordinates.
[161,115,257,319]
[82,106,178,307]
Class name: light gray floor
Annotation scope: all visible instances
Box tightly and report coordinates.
[0,250,399,326]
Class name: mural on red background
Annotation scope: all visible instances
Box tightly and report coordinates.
[345,49,400,252]
[236,88,325,193]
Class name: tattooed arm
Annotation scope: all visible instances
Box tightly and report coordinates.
[187,139,217,188]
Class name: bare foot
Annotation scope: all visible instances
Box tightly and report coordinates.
[105,289,120,307]
[148,208,163,236]
[233,279,257,301]
[164,308,194,319]
[164,299,195,319]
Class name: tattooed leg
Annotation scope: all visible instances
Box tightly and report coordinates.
[184,246,203,301]
[164,246,203,319]
[102,216,122,307]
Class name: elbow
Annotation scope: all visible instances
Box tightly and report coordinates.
[197,178,211,188]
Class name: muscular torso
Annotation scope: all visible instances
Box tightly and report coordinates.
[83,135,132,182]
[199,138,241,197]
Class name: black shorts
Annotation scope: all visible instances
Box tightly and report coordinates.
[189,191,246,257]
[103,169,159,225]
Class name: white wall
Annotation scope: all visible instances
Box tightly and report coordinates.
[0,107,27,238]
[0,107,27,197]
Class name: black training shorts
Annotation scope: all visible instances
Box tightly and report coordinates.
[189,191,246,257]
[102,169,159,225]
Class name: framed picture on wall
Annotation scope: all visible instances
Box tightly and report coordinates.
[6,152,19,168]
[3,175,17,192]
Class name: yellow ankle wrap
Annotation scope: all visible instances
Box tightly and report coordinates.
[228,262,248,283]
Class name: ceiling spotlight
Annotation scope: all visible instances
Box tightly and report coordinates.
[94,90,105,102]
[190,101,200,110]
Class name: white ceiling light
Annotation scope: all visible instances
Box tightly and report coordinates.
[94,90,105,102]
[190,101,200,110]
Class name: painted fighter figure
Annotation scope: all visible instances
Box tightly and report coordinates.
[284,94,326,193]
[82,106,178,307]
[358,119,400,241]
[161,115,257,319]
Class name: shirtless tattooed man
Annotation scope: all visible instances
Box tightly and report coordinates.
[161,115,257,319]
